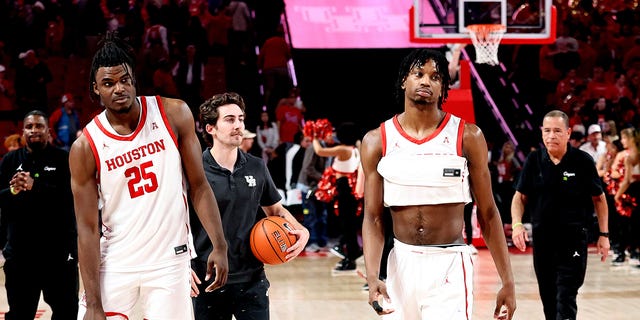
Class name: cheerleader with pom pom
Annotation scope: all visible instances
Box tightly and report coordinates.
[305,119,363,274]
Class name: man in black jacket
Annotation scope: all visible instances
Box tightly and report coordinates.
[0,110,78,318]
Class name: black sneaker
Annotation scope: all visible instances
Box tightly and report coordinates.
[611,254,626,266]
[331,258,356,276]
[630,251,640,266]
[329,245,346,259]
[362,283,369,291]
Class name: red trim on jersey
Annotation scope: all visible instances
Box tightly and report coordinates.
[392,113,451,145]
[380,121,387,157]
[156,95,179,147]
[83,127,102,181]
[461,252,471,320]
[182,193,188,211]
[456,119,466,157]
[105,311,129,319]
[94,97,148,141]
[333,169,356,175]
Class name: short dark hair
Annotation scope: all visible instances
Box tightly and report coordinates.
[89,31,137,101]
[24,109,48,123]
[336,122,360,146]
[294,130,304,144]
[199,92,246,146]
[395,49,451,108]
[569,131,583,141]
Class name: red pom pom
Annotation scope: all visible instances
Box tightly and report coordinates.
[302,119,334,139]
[314,119,333,139]
[302,121,315,138]
[616,194,637,217]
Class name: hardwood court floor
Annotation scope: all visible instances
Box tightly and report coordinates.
[1,246,639,319]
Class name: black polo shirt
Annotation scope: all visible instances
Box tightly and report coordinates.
[515,144,603,231]
[191,148,281,284]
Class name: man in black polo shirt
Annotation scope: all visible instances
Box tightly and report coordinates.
[190,92,309,320]
[511,109,610,320]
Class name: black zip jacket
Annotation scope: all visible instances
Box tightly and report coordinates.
[0,145,77,261]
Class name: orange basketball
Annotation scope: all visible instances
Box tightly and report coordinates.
[250,216,297,265]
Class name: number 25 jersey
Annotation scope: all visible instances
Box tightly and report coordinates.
[83,96,193,272]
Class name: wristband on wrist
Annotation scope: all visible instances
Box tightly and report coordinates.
[512,222,523,228]
[9,185,18,195]
[598,231,609,238]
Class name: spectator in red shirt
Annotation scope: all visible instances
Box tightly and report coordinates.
[152,58,179,98]
[612,72,634,104]
[258,24,292,110]
[275,97,303,144]
[622,36,640,71]
[0,64,16,112]
[586,65,617,101]
[555,68,585,108]
[538,43,563,106]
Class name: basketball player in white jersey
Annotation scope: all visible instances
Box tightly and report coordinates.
[69,31,228,319]
[360,49,516,319]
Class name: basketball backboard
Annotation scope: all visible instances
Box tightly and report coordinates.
[411,0,556,44]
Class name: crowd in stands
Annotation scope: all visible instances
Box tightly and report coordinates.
[0,0,293,156]
[517,1,640,135]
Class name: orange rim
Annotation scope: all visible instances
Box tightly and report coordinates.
[467,24,506,45]
[466,24,506,34]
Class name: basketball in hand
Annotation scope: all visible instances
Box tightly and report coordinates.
[250,216,297,265]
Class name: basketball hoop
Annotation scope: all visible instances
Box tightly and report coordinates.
[466,24,506,66]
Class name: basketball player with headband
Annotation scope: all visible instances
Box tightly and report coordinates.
[193,91,309,319]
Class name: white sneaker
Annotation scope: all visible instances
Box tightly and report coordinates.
[468,244,479,255]
[305,243,322,253]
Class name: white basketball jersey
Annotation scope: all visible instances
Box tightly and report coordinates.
[377,113,472,206]
[83,96,192,272]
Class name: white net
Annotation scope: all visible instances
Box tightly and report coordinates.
[467,24,506,66]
